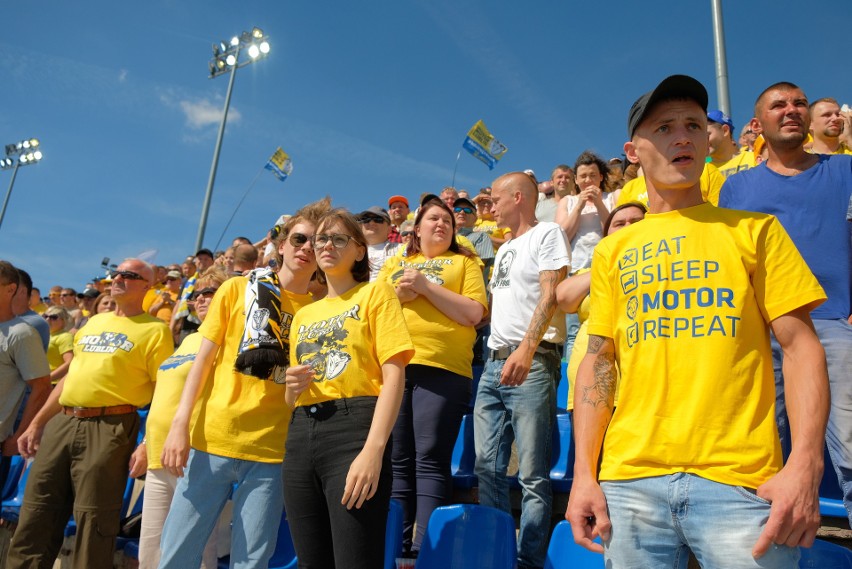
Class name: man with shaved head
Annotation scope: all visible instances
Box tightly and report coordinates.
[474,172,569,569]
[232,242,260,274]
[7,258,173,569]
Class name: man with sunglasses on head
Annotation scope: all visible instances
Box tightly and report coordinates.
[7,258,173,569]
[358,205,401,281]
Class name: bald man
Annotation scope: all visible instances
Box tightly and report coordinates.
[7,258,173,569]
[473,172,569,569]
[232,242,260,274]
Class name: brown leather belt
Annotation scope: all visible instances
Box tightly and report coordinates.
[62,405,137,418]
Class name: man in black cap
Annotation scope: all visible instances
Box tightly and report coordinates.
[566,75,829,567]
[357,206,400,281]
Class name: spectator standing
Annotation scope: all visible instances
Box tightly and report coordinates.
[0,261,50,491]
[388,195,411,243]
[158,200,329,569]
[379,197,488,556]
[283,209,414,569]
[720,81,852,528]
[12,268,49,350]
[809,97,852,156]
[7,259,173,569]
[42,306,74,385]
[358,206,400,281]
[566,74,828,567]
[474,172,569,569]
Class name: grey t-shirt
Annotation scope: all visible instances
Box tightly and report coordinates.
[0,317,50,440]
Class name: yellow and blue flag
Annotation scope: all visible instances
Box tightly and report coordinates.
[264,147,293,181]
[462,120,507,170]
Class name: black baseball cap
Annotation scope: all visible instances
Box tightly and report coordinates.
[627,75,708,139]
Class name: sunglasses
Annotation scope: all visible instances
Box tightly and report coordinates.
[288,232,311,248]
[110,270,146,281]
[400,231,414,238]
[454,206,475,214]
[359,216,386,224]
[59,293,75,297]
[311,233,354,250]
[190,287,218,301]
[43,314,61,321]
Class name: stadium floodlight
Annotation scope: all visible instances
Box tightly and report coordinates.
[196,28,271,251]
[1,137,45,231]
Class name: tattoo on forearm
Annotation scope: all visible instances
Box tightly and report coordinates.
[523,268,567,350]
[581,352,616,409]
[587,335,605,354]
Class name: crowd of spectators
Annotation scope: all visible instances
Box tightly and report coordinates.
[0,76,850,569]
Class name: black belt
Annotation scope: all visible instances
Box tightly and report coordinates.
[488,341,559,361]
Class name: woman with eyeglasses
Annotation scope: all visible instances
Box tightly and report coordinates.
[284,208,414,569]
[158,199,329,569]
[43,307,74,385]
[137,266,228,569]
[377,195,488,557]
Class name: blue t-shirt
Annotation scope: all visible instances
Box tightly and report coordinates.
[719,155,852,320]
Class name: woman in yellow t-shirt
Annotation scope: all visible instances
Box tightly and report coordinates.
[556,202,646,410]
[284,209,414,569]
[378,195,487,556]
[43,306,74,385]
[138,266,228,569]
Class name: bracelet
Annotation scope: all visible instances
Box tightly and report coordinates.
[141,438,147,445]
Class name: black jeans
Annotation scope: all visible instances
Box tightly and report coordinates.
[283,397,391,569]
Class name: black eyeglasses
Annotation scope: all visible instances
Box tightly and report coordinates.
[59,293,75,297]
[454,206,475,214]
[110,270,146,281]
[358,216,386,224]
[190,287,218,301]
[43,314,61,321]
[288,232,311,248]
[400,231,414,238]
[311,234,354,249]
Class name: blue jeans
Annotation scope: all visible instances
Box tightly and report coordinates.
[772,318,852,524]
[562,312,580,364]
[158,449,284,569]
[601,473,799,568]
[473,350,559,569]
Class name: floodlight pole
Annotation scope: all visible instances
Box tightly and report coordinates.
[710,0,731,116]
[0,160,21,231]
[195,53,239,252]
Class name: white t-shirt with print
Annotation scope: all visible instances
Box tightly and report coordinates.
[488,222,570,348]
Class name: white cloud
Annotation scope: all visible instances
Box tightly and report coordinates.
[118,69,128,82]
[179,98,242,130]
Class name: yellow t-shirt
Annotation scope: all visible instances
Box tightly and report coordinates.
[473,219,511,250]
[47,331,73,371]
[147,332,203,470]
[718,151,757,179]
[617,163,725,207]
[59,312,173,408]
[587,202,825,488]
[378,251,487,378]
[291,280,414,406]
[565,268,623,411]
[192,276,313,463]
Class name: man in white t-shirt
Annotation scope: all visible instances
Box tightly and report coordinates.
[474,172,569,569]
[357,206,400,281]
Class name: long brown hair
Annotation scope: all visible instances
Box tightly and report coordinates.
[405,198,473,259]
[314,209,370,284]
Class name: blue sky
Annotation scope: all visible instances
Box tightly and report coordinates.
[2,0,851,292]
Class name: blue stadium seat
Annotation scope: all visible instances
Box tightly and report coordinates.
[416,504,516,569]
[0,457,31,524]
[544,520,603,569]
[1,455,25,502]
[450,414,477,489]
[557,359,569,411]
[385,499,404,569]
[798,539,852,568]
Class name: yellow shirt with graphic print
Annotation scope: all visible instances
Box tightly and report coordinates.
[587,203,825,489]
[290,280,414,406]
[59,312,173,408]
[378,251,487,378]
[193,276,312,463]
